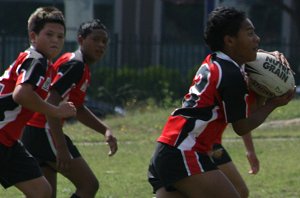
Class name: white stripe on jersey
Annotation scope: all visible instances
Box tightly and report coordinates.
[0,105,22,129]
[222,100,228,123]
[213,61,222,89]
[45,124,74,159]
[181,150,191,175]
[45,126,57,156]
[181,150,204,176]
[177,106,219,150]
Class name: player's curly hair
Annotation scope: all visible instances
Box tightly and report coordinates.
[204,7,246,52]
[77,19,107,38]
[27,6,65,35]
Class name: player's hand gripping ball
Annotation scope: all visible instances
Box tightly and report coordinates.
[245,52,295,98]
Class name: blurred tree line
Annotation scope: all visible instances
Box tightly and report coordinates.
[1,0,300,109]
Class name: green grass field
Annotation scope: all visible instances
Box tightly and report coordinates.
[1,99,300,197]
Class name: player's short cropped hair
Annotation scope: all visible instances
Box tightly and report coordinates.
[204,7,246,51]
[77,19,107,38]
[27,6,65,35]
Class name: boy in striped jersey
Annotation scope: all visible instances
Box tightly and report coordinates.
[22,19,117,198]
[147,6,294,198]
[0,7,76,198]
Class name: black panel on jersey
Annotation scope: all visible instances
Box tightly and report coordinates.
[0,95,19,121]
[51,60,84,96]
[174,117,197,147]
[215,57,248,123]
[18,58,47,89]
[172,107,215,147]
[172,106,214,121]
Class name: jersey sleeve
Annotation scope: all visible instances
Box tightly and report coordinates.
[51,60,84,96]
[16,58,47,88]
[218,72,249,123]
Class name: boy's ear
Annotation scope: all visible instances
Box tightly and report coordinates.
[77,35,84,45]
[29,31,37,44]
[224,35,235,47]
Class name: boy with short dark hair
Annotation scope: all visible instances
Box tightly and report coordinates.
[147,6,294,197]
[22,19,117,198]
[0,6,76,198]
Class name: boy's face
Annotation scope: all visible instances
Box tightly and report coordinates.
[30,23,65,60]
[229,18,260,64]
[79,29,109,64]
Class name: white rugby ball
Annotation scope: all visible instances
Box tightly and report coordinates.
[245,52,295,98]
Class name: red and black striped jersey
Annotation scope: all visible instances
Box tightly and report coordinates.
[27,50,91,128]
[0,47,54,146]
[157,52,251,153]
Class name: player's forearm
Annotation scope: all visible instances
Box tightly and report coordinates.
[13,84,60,117]
[233,102,276,136]
[242,132,255,154]
[77,105,108,135]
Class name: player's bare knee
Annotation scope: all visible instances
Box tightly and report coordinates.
[25,183,52,198]
[78,177,99,196]
[238,185,249,198]
[90,178,100,193]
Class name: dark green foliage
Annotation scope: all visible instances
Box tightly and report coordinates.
[89,65,189,107]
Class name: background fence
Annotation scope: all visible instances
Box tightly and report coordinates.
[1,34,299,107]
[0,34,206,74]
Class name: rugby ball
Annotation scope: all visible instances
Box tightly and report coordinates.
[245,52,295,98]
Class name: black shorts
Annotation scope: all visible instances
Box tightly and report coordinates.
[21,125,81,166]
[0,141,42,188]
[211,144,232,166]
[147,142,217,193]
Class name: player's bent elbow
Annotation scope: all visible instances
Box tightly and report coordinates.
[12,83,34,105]
[232,120,251,136]
[233,127,249,136]
[12,88,25,104]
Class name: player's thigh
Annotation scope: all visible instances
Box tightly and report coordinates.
[41,166,57,197]
[15,176,52,198]
[58,157,98,187]
[174,170,240,198]
[218,162,248,195]
[156,187,186,198]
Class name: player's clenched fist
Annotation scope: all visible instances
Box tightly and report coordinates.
[57,101,77,118]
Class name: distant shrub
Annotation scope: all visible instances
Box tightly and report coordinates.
[89,65,189,108]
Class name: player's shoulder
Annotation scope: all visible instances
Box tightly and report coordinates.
[213,53,236,68]
[55,51,84,70]
[12,48,48,73]
[62,49,84,63]
[201,53,231,71]
[14,47,46,65]
[57,59,85,75]
[25,47,46,61]
[212,53,243,77]
[199,53,229,76]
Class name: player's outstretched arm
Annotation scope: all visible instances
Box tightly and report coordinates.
[76,105,118,156]
[241,133,259,174]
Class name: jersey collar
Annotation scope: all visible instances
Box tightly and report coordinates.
[215,51,244,69]
[215,51,246,76]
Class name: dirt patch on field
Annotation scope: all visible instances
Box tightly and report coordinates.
[259,118,300,129]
